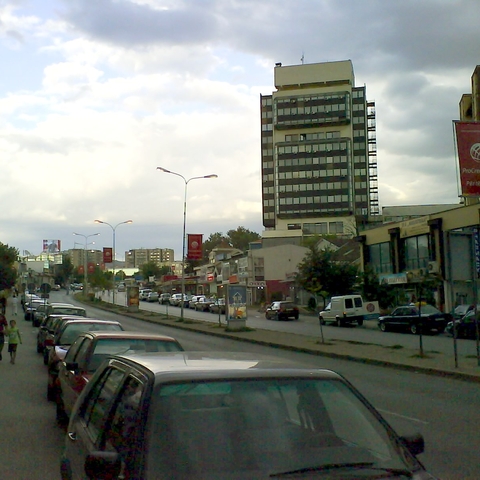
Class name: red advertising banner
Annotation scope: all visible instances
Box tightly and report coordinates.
[455,121,480,197]
[103,247,113,264]
[88,262,95,274]
[78,265,84,275]
[187,234,203,260]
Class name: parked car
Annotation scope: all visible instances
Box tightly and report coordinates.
[22,292,41,310]
[139,289,152,301]
[158,293,171,304]
[189,295,205,309]
[378,304,452,334]
[117,283,126,292]
[37,314,88,358]
[446,309,480,339]
[60,351,431,480]
[169,293,184,306]
[194,296,213,311]
[265,301,299,320]
[47,319,124,401]
[24,299,47,321]
[146,291,159,303]
[318,295,377,327]
[34,303,87,328]
[209,298,226,314]
[56,331,184,423]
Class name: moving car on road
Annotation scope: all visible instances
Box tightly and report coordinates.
[56,331,184,423]
[378,304,451,334]
[60,352,431,480]
[265,301,299,320]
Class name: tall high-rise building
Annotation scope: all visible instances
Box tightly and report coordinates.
[260,60,378,245]
[125,248,174,268]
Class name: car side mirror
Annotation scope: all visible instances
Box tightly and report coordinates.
[65,361,79,372]
[399,433,424,456]
[84,451,121,479]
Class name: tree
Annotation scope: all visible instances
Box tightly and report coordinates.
[54,254,75,286]
[296,245,359,301]
[139,262,162,281]
[89,266,111,290]
[202,232,230,262]
[0,243,19,291]
[226,226,261,252]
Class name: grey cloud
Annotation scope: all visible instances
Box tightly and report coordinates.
[59,0,218,46]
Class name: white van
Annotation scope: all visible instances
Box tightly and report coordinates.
[319,295,379,327]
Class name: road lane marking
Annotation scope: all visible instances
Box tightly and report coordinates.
[377,408,429,425]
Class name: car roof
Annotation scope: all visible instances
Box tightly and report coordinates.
[109,352,342,383]
[61,319,121,327]
[79,331,180,342]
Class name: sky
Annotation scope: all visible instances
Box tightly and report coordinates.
[0,0,478,261]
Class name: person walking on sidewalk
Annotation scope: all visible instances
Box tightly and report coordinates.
[6,319,22,364]
[11,294,18,316]
[0,313,7,361]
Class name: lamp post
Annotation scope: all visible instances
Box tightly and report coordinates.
[157,166,218,320]
[94,219,133,306]
[73,232,100,294]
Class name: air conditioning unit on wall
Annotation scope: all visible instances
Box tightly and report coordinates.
[427,261,439,274]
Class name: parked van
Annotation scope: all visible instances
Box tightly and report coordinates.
[319,295,379,327]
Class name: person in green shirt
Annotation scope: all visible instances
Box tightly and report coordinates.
[6,319,22,364]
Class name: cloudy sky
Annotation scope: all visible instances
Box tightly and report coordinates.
[0,0,478,260]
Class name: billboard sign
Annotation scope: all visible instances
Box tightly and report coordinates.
[103,247,113,264]
[454,121,480,197]
[43,239,61,253]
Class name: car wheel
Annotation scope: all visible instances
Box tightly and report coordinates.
[410,324,419,335]
[294,313,299,320]
[36,342,43,353]
[357,319,364,327]
[319,316,326,325]
[43,350,49,366]
[335,317,342,327]
[275,313,280,321]
[379,322,388,332]
[265,312,270,320]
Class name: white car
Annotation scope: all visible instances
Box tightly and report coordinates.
[139,289,152,301]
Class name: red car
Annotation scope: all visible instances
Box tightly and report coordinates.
[56,331,183,424]
[47,319,124,402]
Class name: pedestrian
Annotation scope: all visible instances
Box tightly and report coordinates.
[0,313,7,361]
[11,294,18,316]
[0,297,6,314]
[6,319,22,364]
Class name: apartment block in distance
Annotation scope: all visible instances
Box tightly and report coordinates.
[125,248,174,268]
[260,60,378,247]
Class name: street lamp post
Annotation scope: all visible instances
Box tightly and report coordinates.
[73,232,100,295]
[157,166,218,320]
[94,220,133,306]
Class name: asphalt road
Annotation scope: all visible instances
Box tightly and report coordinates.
[1,291,478,479]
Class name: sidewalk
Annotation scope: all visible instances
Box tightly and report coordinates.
[102,301,480,383]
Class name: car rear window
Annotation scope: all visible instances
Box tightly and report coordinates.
[59,323,123,345]
[51,307,87,316]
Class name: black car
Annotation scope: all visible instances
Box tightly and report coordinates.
[446,310,480,339]
[60,352,432,480]
[265,301,299,320]
[378,304,451,334]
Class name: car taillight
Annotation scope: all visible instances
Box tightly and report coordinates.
[45,338,54,347]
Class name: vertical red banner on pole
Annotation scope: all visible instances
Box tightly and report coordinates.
[455,121,480,197]
[187,234,203,260]
[103,247,113,264]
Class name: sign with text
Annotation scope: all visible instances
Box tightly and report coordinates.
[187,234,203,260]
[103,247,113,264]
[454,121,480,197]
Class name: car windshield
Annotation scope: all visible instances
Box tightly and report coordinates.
[147,378,419,478]
[58,323,122,345]
[87,338,183,372]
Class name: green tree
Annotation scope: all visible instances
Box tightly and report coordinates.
[226,226,261,252]
[0,243,19,291]
[296,246,359,300]
[54,254,74,286]
[140,261,162,281]
[202,232,230,261]
[89,266,111,290]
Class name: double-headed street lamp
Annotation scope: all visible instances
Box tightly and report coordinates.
[94,219,133,305]
[157,166,218,320]
[73,232,100,294]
